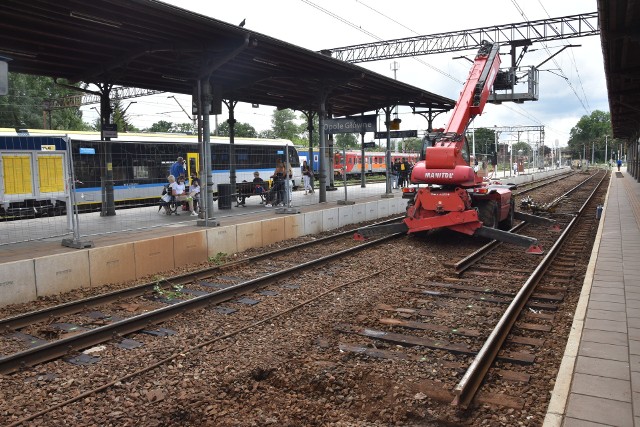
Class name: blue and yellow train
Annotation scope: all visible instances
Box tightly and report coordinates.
[0,129,300,218]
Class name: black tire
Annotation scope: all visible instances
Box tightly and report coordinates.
[499,199,515,231]
[477,200,498,229]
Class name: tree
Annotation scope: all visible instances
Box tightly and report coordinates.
[335,133,358,148]
[0,73,90,130]
[512,141,531,157]
[173,122,194,134]
[567,110,614,162]
[271,109,301,142]
[148,120,173,132]
[215,121,257,138]
[258,129,277,139]
[465,128,496,156]
[298,112,319,148]
[400,137,422,153]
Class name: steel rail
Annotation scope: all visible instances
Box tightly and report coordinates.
[0,217,402,332]
[453,222,527,274]
[6,268,393,427]
[513,171,574,195]
[451,170,607,407]
[453,170,600,275]
[0,232,403,375]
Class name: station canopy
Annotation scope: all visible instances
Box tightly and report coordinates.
[0,0,455,118]
[598,0,640,141]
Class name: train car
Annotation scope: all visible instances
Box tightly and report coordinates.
[333,150,419,177]
[0,132,70,217]
[0,129,300,216]
[297,149,419,178]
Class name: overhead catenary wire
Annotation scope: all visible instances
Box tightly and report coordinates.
[299,0,463,84]
[349,0,592,139]
[346,0,561,128]
[511,0,590,114]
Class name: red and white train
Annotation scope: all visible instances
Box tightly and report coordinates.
[333,150,419,177]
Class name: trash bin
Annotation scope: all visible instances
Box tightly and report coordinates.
[217,184,233,209]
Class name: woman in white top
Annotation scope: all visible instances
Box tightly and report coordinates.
[164,175,196,215]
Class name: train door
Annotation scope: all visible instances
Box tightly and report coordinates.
[186,152,199,180]
[366,154,373,173]
[1,153,33,200]
[1,151,66,202]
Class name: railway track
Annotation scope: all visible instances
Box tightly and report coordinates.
[332,169,608,420]
[0,223,402,375]
[0,170,608,426]
[453,169,608,407]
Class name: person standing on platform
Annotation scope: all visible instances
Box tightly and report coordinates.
[617,158,622,171]
[187,176,200,216]
[266,159,286,207]
[170,157,186,179]
[302,160,314,194]
[400,157,410,188]
[392,159,400,189]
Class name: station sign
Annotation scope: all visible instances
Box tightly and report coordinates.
[362,142,376,148]
[323,115,377,134]
[102,123,118,138]
[374,130,418,139]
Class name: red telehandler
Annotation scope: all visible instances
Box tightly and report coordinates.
[359,41,552,252]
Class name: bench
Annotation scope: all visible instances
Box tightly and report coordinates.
[235,181,271,207]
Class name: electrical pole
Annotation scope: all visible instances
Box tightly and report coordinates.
[390,61,399,153]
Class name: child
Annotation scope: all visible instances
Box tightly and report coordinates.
[187,177,200,216]
[253,172,266,204]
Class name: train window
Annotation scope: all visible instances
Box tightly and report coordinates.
[133,166,150,178]
[211,145,229,170]
[287,146,300,167]
[236,148,250,167]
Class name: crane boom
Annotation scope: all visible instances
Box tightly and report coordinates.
[446,41,500,135]
[356,43,546,252]
[410,41,501,188]
[402,41,536,246]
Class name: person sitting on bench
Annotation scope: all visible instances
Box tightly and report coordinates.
[253,172,266,202]
[163,175,195,215]
[238,172,266,206]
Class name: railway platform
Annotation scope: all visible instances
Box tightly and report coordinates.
[545,168,640,427]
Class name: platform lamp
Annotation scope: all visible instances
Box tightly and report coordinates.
[91,106,100,128]
[121,101,137,132]
[168,95,195,130]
